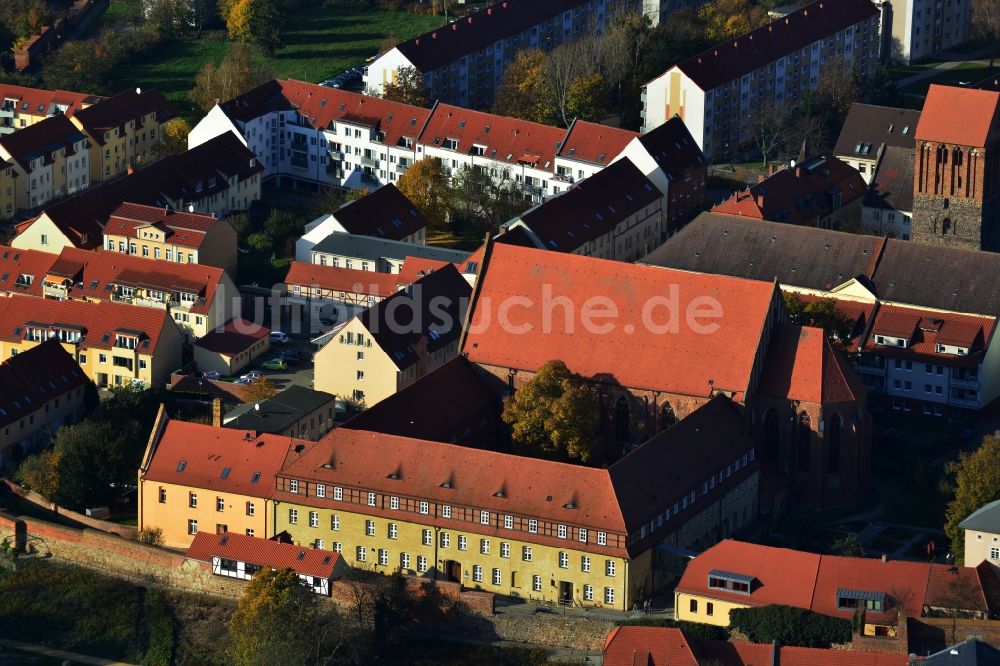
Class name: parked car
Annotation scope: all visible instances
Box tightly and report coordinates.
[280,349,303,365]
[240,370,263,382]
[269,331,290,344]
[233,378,250,385]
[202,370,221,380]
[261,358,288,371]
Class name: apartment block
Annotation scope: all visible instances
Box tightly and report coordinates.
[874,0,971,64]
[0,114,90,212]
[641,0,880,159]
[0,84,100,135]
[364,0,626,110]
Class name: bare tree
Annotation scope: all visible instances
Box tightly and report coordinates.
[544,37,600,127]
[973,0,1000,67]
[745,98,790,168]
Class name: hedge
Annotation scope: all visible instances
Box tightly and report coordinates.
[729,604,852,648]
[615,616,729,642]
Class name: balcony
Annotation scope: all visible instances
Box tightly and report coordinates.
[327,149,344,160]
[395,163,408,173]
[112,293,167,309]
[360,155,380,168]
[949,397,979,409]
[854,364,885,377]
[42,284,68,299]
[290,151,308,170]
[949,376,979,389]
[553,173,574,183]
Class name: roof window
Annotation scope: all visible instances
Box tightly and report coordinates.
[707,569,754,594]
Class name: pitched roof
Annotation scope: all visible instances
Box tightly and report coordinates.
[0,84,100,118]
[311,232,470,264]
[224,385,336,435]
[861,303,996,368]
[515,158,660,251]
[104,203,227,250]
[958,498,1000,534]
[464,242,779,399]
[71,88,175,144]
[419,103,567,171]
[142,416,310,498]
[668,0,878,91]
[0,338,89,429]
[0,114,87,171]
[863,145,915,213]
[633,115,707,181]
[603,626,699,666]
[283,261,401,299]
[219,80,293,123]
[339,356,502,445]
[185,531,342,579]
[923,638,1000,665]
[711,155,866,226]
[834,104,920,158]
[195,318,270,356]
[758,323,866,403]
[557,120,638,166]
[330,184,429,240]
[393,0,590,72]
[0,293,172,353]
[357,263,471,370]
[916,85,1000,148]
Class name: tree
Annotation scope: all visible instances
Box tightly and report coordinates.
[744,98,789,168]
[243,376,278,402]
[783,293,853,346]
[154,118,191,157]
[862,65,902,108]
[43,39,113,93]
[502,360,600,463]
[224,0,285,55]
[598,11,653,96]
[264,209,302,253]
[228,568,340,666]
[247,232,273,252]
[396,157,451,230]
[729,605,852,648]
[15,449,62,499]
[973,0,1000,67]
[943,435,1000,562]
[378,32,400,56]
[832,532,865,558]
[493,49,552,124]
[191,42,275,112]
[52,421,130,509]
[566,73,609,122]
[146,0,195,40]
[382,66,430,107]
[0,0,50,42]
[698,0,768,42]
[816,59,860,126]
[545,38,600,127]
[450,165,529,235]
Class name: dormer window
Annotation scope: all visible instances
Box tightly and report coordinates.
[707,569,755,594]
[837,588,885,611]
[443,138,459,150]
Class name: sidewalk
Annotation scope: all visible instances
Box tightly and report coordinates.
[894,48,991,90]
[0,638,136,665]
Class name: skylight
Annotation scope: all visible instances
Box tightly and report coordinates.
[177,460,187,472]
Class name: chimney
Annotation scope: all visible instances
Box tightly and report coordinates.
[882,553,888,563]
[212,398,222,428]
[756,193,764,208]
[795,166,802,178]
[758,174,765,183]
[769,164,776,176]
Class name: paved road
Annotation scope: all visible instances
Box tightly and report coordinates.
[0,638,136,665]
[894,48,991,90]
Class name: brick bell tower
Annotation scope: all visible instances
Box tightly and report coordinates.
[912,84,1000,251]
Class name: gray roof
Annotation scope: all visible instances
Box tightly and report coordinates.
[311,232,470,264]
[863,145,914,213]
[642,213,1000,316]
[223,385,336,434]
[923,639,1000,665]
[958,498,1000,533]
[834,103,920,158]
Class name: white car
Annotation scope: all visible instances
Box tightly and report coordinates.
[269,331,290,344]
[240,371,263,382]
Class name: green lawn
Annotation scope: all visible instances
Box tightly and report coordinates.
[898,61,1000,98]
[103,5,447,121]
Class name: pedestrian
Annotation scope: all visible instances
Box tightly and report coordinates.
[644,598,651,614]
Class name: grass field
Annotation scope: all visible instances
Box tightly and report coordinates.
[102,4,446,120]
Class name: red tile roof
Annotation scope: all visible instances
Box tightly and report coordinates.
[329,184,428,240]
[758,323,866,404]
[72,88,176,144]
[0,293,173,353]
[185,531,342,579]
[785,292,875,345]
[557,120,638,166]
[142,417,311,499]
[861,303,995,367]
[0,84,100,118]
[916,85,1000,148]
[774,646,909,666]
[0,338,89,429]
[668,0,878,91]
[418,103,567,171]
[603,626,699,666]
[395,256,453,286]
[284,261,402,299]
[104,203,226,250]
[463,242,779,399]
[711,156,866,226]
[195,319,270,356]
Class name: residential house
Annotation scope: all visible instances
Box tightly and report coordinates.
[309,233,470,275]
[185,531,346,595]
[464,241,871,510]
[500,158,666,260]
[194,318,270,376]
[363,0,627,110]
[959,499,1000,569]
[861,145,914,239]
[69,88,176,182]
[874,0,971,64]
[674,540,995,632]
[138,410,311,548]
[912,85,1000,251]
[833,103,919,184]
[0,293,183,389]
[0,160,14,221]
[555,118,639,186]
[223,385,337,441]
[602,626,911,666]
[11,133,262,253]
[283,261,402,331]
[273,394,757,610]
[102,203,238,277]
[641,0,880,158]
[641,212,1000,417]
[711,155,867,231]
[0,84,100,135]
[0,114,90,212]
[313,263,471,407]
[0,339,93,467]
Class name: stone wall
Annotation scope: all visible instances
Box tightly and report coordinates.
[912,195,989,251]
[1,479,137,539]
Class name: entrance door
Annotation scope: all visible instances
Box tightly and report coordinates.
[559,581,573,604]
[446,560,461,584]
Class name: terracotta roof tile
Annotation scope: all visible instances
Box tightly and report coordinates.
[195,319,270,356]
[0,84,100,119]
[284,261,402,299]
[758,323,865,403]
[863,303,995,367]
[916,85,1000,148]
[105,203,226,250]
[0,339,89,429]
[603,626,699,666]
[185,531,342,579]
[557,120,637,166]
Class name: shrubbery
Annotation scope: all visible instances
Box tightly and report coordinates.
[615,616,729,642]
[729,604,852,648]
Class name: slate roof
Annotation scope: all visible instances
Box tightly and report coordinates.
[917,85,1000,148]
[72,88,175,143]
[331,184,428,240]
[0,339,90,430]
[224,385,336,435]
[833,104,920,158]
[311,232,470,264]
[863,145,915,212]
[667,0,878,91]
[923,639,1000,665]
[633,116,707,181]
[0,114,87,171]
[958,498,1000,534]
[195,318,270,356]
[185,531,342,579]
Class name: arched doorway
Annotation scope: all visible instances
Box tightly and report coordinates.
[615,397,630,442]
[762,409,780,465]
[660,403,677,431]
[797,413,811,473]
[827,413,842,474]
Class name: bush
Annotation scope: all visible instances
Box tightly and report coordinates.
[138,527,164,546]
[615,616,729,642]
[729,605,852,648]
[143,590,175,666]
